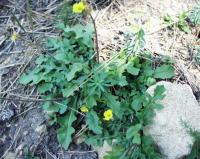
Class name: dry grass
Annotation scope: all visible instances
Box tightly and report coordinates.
[0,0,60,110]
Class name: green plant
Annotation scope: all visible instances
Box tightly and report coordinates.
[188,6,200,26]
[19,28,174,158]
[163,12,190,33]
[19,2,175,158]
[183,124,200,159]
[23,147,39,159]
[186,132,200,159]
[178,12,190,33]
[186,136,200,159]
[163,14,174,26]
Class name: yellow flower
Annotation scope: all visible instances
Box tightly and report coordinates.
[11,32,19,42]
[72,1,86,13]
[103,109,113,121]
[80,105,89,113]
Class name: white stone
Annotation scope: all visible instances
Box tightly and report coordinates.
[146,81,200,159]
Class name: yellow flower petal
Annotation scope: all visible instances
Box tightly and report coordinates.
[80,105,89,113]
[72,1,86,13]
[103,109,113,121]
[11,32,19,42]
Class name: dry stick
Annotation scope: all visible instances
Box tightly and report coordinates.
[89,13,100,63]
[0,76,1,95]
[9,92,41,98]
[0,87,25,95]
[0,63,24,69]
[62,150,96,154]
[0,96,65,102]
[0,41,13,56]
[74,125,88,139]
[45,148,58,159]
[58,150,96,154]
[14,106,37,118]
[26,0,33,30]
[10,12,27,33]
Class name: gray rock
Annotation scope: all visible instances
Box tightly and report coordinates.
[4,152,16,159]
[0,108,14,121]
[146,81,200,159]
[14,107,46,156]
[95,141,112,159]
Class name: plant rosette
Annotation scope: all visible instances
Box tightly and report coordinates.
[19,3,175,158]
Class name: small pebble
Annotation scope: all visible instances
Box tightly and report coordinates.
[0,109,14,121]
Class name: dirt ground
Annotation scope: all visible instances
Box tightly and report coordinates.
[0,0,199,158]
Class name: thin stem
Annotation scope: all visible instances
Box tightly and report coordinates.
[11,12,27,33]
[89,13,100,63]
